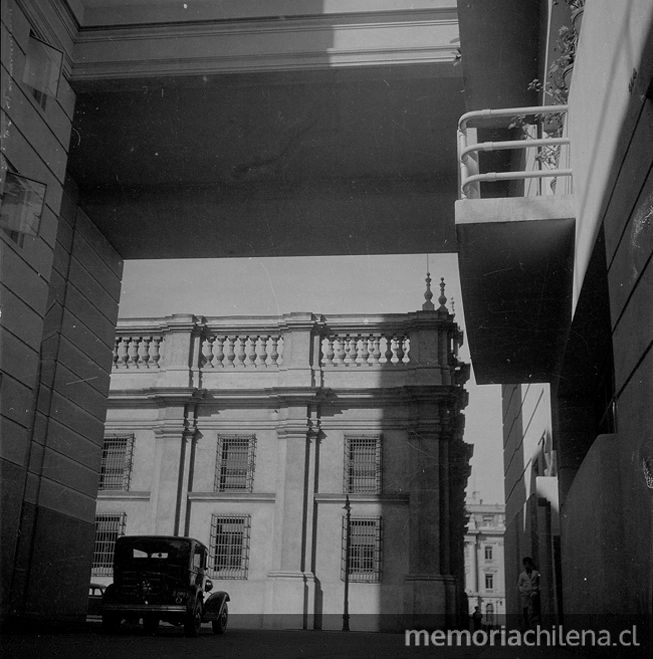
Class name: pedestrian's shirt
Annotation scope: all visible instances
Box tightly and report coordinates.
[518,569,540,596]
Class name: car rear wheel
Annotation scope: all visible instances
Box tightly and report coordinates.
[102,613,120,634]
[212,603,228,634]
[184,600,202,637]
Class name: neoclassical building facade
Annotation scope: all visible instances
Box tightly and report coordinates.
[464,499,506,628]
[93,289,472,630]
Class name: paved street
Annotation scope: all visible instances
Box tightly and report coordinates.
[3,621,639,659]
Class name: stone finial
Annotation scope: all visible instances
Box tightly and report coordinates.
[438,277,448,311]
[450,296,456,316]
[422,272,435,311]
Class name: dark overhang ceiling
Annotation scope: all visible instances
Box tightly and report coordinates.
[69,64,465,258]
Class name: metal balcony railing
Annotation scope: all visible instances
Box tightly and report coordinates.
[457,105,572,200]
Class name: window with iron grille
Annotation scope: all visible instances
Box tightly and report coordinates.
[343,435,382,494]
[215,434,256,492]
[341,517,382,583]
[99,434,134,490]
[92,513,125,576]
[209,514,251,579]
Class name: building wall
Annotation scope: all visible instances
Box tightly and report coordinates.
[96,311,471,630]
[558,0,653,636]
[0,0,122,621]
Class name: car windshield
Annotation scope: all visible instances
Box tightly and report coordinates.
[116,538,190,566]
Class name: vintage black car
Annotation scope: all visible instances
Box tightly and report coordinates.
[101,535,229,636]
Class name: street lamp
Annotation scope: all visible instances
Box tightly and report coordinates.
[342,494,351,632]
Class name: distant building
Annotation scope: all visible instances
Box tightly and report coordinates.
[464,498,505,627]
[94,293,472,629]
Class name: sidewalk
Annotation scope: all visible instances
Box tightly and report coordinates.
[3,622,642,659]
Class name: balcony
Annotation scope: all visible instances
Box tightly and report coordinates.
[454,106,576,385]
[110,309,469,398]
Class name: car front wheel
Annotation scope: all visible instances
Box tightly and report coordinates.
[212,603,228,635]
[184,600,202,637]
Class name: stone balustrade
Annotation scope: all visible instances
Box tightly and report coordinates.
[110,309,467,390]
[113,335,163,369]
[320,333,410,367]
[200,334,284,369]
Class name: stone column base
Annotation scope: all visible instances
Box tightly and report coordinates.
[403,574,458,629]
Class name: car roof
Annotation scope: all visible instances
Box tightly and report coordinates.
[116,535,207,550]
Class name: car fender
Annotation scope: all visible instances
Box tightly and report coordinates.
[202,591,230,621]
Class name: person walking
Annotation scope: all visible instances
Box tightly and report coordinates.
[518,556,541,629]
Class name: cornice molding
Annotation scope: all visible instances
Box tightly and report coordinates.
[17,0,79,76]
[70,11,459,80]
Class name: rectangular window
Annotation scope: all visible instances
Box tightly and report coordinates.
[92,513,125,576]
[343,435,382,494]
[341,517,382,583]
[99,434,134,490]
[484,545,493,561]
[215,434,256,492]
[1,169,46,241]
[209,514,251,579]
[23,33,63,109]
[485,573,494,590]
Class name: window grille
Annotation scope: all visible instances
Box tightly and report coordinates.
[92,513,125,576]
[341,517,382,583]
[215,434,256,492]
[343,435,382,494]
[485,573,494,590]
[209,514,251,579]
[484,545,493,561]
[99,434,134,490]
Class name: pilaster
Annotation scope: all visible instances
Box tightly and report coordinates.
[265,406,318,628]
[151,405,188,535]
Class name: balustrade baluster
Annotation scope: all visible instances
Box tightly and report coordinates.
[359,335,370,365]
[213,336,224,367]
[383,336,393,364]
[402,337,410,363]
[247,336,257,367]
[114,338,125,369]
[370,336,381,365]
[235,336,246,368]
[334,337,345,366]
[138,337,150,367]
[201,338,213,368]
[257,335,268,367]
[127,338,139,366]
[150,337,161,367]
[225,336,236,367]
[395,335,404,364]
[269,335,279,366]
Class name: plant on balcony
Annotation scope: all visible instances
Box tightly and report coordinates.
[508,1,583,176]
